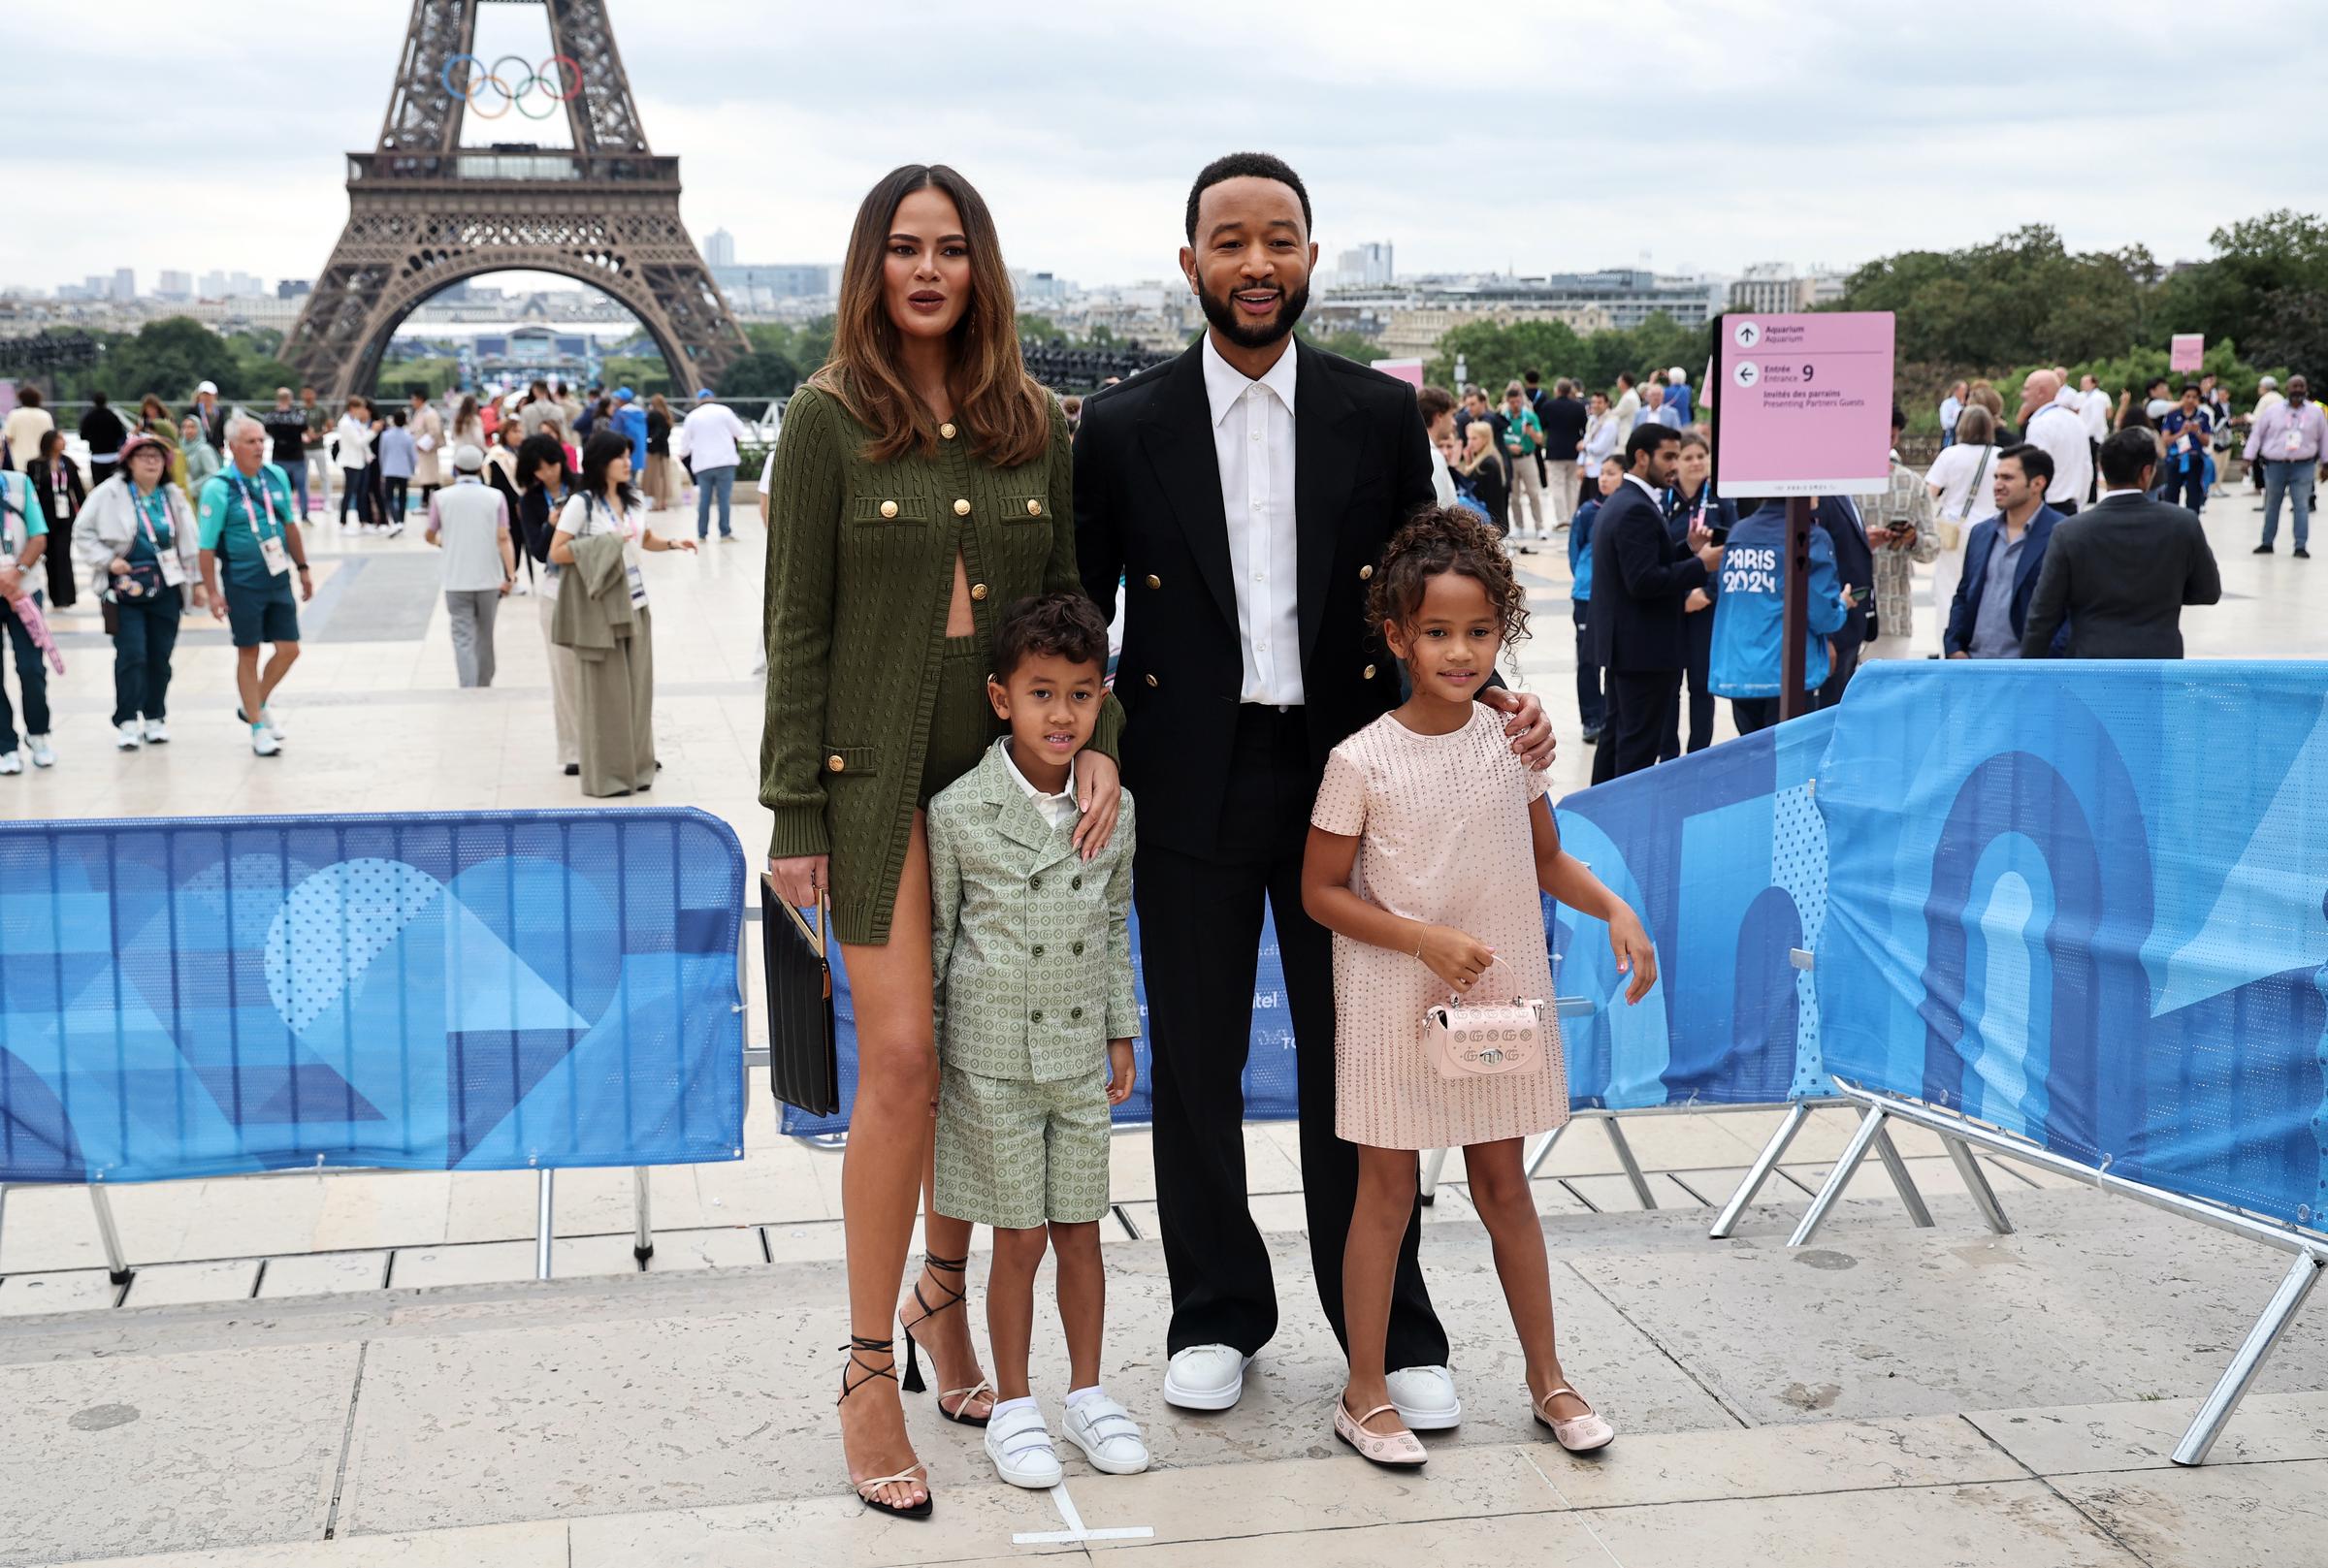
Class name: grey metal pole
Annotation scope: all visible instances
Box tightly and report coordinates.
[534,1169,556,1282]
[1604,1121,1658,1210]
[2173,1252,2323,1466]
[88,1186,132,1286]
[1941,1136,2015,1235]
[1870,1123,1934,1229]
[1788,1104,1889,1247]
[1708,1101,1811,1239]
[1523,1119,1569,1179]
[632,1167,655,1262]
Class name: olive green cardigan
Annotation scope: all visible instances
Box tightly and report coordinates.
[760,385,1123,944]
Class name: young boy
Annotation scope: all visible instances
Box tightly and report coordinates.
[927,591,1148,1489]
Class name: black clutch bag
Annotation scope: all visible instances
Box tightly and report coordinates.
[760,877,838,1117]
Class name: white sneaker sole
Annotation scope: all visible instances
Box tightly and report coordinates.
[1162,1356,1252,1412]
[986,1448,1063,1489]
[1391,1395,1462,1431]
[1059,1425,1150,1475]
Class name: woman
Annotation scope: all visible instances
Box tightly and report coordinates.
[1923,403,1998,653]
[136,394,174,436]
[75,432,201,748]
[1451,419,1509,535]
[1662,431,1735,756]
[1964,380,2010,445]
[549,430,694,794]
[376,411,417,528]
[178,415,222,497]
[642,393,683,510]
[333,398,375,528]
[516,432,581,775]
[1577,390,1619,512]
[451,394,486,455]
[761,163,1122,1520]
[27,432,85,608]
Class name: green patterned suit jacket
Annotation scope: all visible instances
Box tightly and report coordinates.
[927,741,1139,1083]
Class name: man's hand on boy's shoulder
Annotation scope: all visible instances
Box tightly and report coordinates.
[1105,1040,1137,1105]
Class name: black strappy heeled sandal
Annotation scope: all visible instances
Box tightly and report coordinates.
[837,1334,932,1520]
[898,1253,995,1427]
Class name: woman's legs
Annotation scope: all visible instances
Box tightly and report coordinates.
[112,601,151,727]
[1342,1144,1420,1434]
[1464,1137,1590,1420]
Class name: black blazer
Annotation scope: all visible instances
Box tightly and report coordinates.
[1588,477,1707,673]
[1075,338,1435,858]
[2021,492,2221,658]
[1814,495,1873,649]
[27,457,83,527]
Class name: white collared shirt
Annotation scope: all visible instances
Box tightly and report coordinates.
[1201,334,1304,705]
[2024,402,2093,507]
[999,739,1080,830]
[1623,472,1663,506]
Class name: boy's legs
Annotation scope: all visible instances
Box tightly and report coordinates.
[986,1224,1050,1402]
[1051,1220,1105,1392]
[1464,1136,1589,1422]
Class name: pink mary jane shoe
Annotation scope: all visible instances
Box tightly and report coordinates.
[1335,1397,1428,1469]
[1534,1386,1615,1454]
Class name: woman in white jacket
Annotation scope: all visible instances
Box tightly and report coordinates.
[73,432,205,749]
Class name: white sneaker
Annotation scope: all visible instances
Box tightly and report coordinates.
[0,751,19,775]
[27,734,55,768]
[144,719,170,744]
[116,721,144,751]
[250,725,281,757]
[983,1401,1063,1489]
[1386,1364,1463,1431]
[260,706,286,739]
[1059,1392,1149,1475]
[1163,1345,1252,1412]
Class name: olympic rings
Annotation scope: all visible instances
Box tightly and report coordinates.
[439,53,583,121]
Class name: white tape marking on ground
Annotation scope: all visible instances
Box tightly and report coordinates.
[1010,1479,1156,1545]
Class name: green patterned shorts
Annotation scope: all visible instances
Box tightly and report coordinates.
[934,1064,1112,1231]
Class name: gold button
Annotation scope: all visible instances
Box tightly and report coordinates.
[1145,573,1161,590]
[879,500,898,520]
[1026,498,1042,517]
[953,498,971,516]
[939,422,957,439]
[1144,673,1158,688]
[1359,564,1374,580]
[826,753,846,773]
[1363,664,1377,680]
[970,583,988,601]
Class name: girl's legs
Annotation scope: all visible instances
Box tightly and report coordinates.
[1051,1220,1104,1392]
[1464,1137,1591,1421]
[1342,1144,1421,1433]
[986,1224,1049,1401]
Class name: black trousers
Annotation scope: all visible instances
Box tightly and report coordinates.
[1137,704,1446,1365]
[1595,668,1677,783]
[1816,638,1862,711]
[1659,609,1716,760]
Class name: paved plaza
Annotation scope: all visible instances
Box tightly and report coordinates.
[1,482,2322,1567]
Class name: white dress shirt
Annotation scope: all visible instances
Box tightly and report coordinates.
[679,400,751,470]
[1201,334,1304,705]
[2024,402,2092,508]
[999,739,1080,830]
[2079,387,2112,442]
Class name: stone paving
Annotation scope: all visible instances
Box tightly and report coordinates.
[1,480,2321,1565]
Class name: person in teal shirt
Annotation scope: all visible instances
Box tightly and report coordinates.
[0,464,55,771]
[196,415,312,756]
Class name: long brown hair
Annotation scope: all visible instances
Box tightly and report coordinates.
[808,163,1051,467]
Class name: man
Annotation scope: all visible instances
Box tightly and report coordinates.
[2077,373,2111,502]
[2021,428,2221,658]
[187,381,228,451]
[2248,375,2285,496]
[196,414,313,755]
[1499,382,1547,540]
[1643,380,1681,430]
[299,386,330,515]
[78,392,127,492]
[610,387,649,473]
[1417,385,1459,506]
[1611,370,1640,441]
[555,381,583,431]
[2017,369,2091,516]
[1588,422,1721,783]
[2243,373,2328,558]
[261,389,313,522]
[2156,383,2214,515]
[405,389,446,511]
[1944,444,2065,659]
[3,387,54,474]
[677,389,751,541]
[424,444,517,688]
[1538,377,1588,530]
[1812,493,1873,708]
[1939,380,1966,449]
[1666,367,1694,426]
[1075,150,1553,1428]
[520,379,560,438]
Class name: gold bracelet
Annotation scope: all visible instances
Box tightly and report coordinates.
[1411,926,1425,959]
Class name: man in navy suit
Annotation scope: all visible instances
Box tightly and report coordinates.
[1588,423,1723,782]
[1945,444,2067,658]
[1811,492,1873,708]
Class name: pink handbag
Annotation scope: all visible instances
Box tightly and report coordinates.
[1424,959,1545,1079]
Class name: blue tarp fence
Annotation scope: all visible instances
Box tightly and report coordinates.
[0,808,747,1183]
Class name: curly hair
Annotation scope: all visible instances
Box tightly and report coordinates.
[1367,506,1531,664]
[991,591,1111,683]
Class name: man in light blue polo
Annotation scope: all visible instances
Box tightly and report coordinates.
[196,415,312,756]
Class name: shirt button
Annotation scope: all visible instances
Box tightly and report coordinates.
[970,583,988,600]
[954,498,971,516]
[939,422,957,439]
[879,500,898,519]
[1250,431,1260,442]
[826,753,846,773]
[1032,944,1046,957]
[1146,573,1161,589]
[1359,564,1374,580]
[1251,499,1262,510]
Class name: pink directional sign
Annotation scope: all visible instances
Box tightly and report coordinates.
[1713,311,1895,496]
[2171,334,2205,372]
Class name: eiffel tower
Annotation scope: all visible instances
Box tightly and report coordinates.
[282,0,748,400]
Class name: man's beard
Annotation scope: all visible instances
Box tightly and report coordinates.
[1198,275,1310,351]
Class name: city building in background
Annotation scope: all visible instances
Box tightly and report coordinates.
[1727,262,1849,314]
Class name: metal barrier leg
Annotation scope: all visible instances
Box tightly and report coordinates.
[1788,1105,1888,1247]
[2173,1252,2324,1466]
[88,1187,133,1286]
[1418,1148,1449,1205]
[1942,1136,2014,1235]
[1871,1123,1935,1229]
[1709,1102,1811,1240]
[534,1169,556,1282]
[1523,1120,1568,1179]
[632,1167,656,1262]
[1605,1120,1657,1210]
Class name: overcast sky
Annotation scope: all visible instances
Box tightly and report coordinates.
[8,0,2319,296]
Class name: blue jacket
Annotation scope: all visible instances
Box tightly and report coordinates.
[612,403,649,469]
[1664,486,1739,612]
[1944,504,2069,656]
[1708,503,1849,699]
[1569,497,1600,601]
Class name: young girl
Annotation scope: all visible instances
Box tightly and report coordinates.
[1302,507,1659,1470]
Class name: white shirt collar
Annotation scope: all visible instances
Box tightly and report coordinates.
[997,738,1078,826]
[1623,472,1662,503]
[1201,333,1298,428]
[2098,487,2148,501]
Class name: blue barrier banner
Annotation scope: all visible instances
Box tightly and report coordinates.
[0,809,747,1183]
[1552,708,1840,1109]
[1816,662,2328,1230]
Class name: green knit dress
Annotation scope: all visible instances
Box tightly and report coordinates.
[760,384,1123,945]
